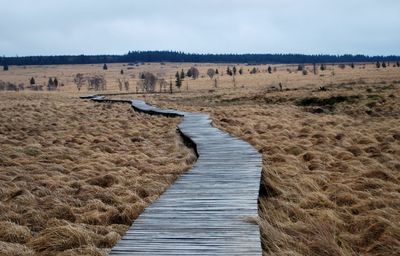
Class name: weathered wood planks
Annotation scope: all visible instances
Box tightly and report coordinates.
[82,96,262,255]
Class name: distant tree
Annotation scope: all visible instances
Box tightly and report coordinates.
[74,73,85,91]
[226,66,232,76]
[186,68,192,78]
[313,63,317,75]
[175,75,182,90]
[88,75,107,91]
[30,77,35,85]
[238,68,243,75]
[140,72,157,92]
[159,78,168,92]
[350,63,355,69]
[188,67,200,79]
[232,66,237,76]
[267,66,272,74]
[47,78,56,91]
[117,79,123,91]
[250,67,257,74]
[120,69,124,75]
[175,71,180,80]
[376,61,381,68]
[207,68,215,79]
[215,69,219,75]
[103,63,108,70]
[124,80,129,91]
[3,64,9,71]
[397,61,400,67]
[320,64,326,71]
[297,64,304,71]
[54,78,59,87]
[180,69,185,79]
[382,62,387,68]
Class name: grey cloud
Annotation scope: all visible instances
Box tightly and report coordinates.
[0,0,399,56]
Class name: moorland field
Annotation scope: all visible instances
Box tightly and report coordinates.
[1,62,399,255]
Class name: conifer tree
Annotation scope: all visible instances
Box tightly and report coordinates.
[175,74,182,89]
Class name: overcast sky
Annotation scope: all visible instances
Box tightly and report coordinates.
[1,0,399,56]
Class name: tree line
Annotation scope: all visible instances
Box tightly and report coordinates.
[2,51,400,66]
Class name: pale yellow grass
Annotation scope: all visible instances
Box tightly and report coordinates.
[2,62,400,93]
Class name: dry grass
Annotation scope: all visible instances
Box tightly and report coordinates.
[0,92,195,255]
[148,82,400,255]
[1,62,400,255]
[2,62,400,93]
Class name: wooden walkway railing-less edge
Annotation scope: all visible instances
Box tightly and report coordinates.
[81,95,263,256]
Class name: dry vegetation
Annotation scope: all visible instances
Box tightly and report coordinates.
[0,92,195,255]
[1,62,400,255]
[151,82,400,256]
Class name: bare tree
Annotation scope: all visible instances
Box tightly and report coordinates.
[138,72,157,92]
[74,73,86,91]
[124,80,129,91]
[88,75,107,91]
[207,68,215,79]
[159,78,168,92]
[117,79,123,91]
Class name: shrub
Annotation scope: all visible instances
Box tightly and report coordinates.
[296,95,360,107]
[187,67,199,79]
[207,68,215,79]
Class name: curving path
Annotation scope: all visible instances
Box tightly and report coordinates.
[82,96,262,255]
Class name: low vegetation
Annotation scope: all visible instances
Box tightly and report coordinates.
[0,93,195,255]
[148,83,400,256]
[1,62,400,255]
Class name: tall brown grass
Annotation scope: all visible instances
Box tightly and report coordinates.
[0,92,195,255]
[150,84,400,256]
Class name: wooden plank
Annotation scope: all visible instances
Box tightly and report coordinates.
[83,96,262,255]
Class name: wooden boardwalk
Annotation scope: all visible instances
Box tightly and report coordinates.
[82,96,262,255]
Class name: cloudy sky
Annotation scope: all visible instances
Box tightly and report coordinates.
[1,0,399,56]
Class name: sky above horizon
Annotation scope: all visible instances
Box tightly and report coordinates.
[1,0,399,56]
